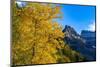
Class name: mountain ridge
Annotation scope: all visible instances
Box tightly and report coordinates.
[63,25,96,61]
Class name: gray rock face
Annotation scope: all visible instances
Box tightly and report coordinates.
[62,25,85,48]
[63,25,96,61]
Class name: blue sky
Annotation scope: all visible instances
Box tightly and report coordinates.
[56,4,96,34]
[16,1,96,34]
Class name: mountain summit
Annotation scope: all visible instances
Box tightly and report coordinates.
[63,25,85,47]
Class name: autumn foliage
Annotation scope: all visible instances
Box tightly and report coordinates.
[12,1,85,65]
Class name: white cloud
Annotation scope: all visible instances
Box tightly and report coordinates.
[88,21,95,31]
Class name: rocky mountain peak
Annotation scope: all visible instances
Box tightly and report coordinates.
[63,25,81,40]
[63,25,78,35]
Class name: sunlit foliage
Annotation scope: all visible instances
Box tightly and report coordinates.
[12,1,85,65]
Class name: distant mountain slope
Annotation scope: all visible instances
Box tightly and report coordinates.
[81,30,96,61]
[63,25,96,61]
[81,30,96,49]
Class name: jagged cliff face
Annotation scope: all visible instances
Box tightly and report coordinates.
[63,25,96,61]
[62,25,86,49]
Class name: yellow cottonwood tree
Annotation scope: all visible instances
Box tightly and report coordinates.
[12,1,85,65]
